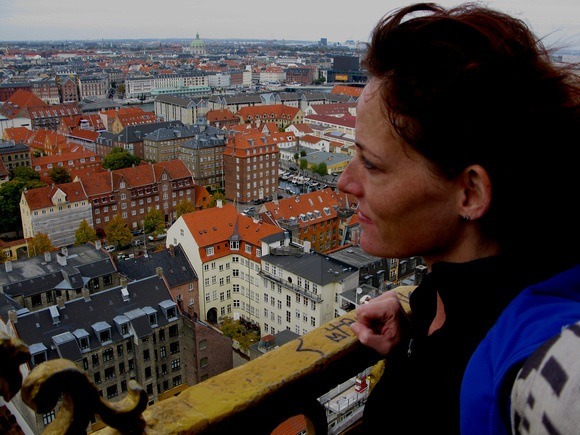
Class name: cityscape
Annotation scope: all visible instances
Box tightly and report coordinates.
[1,5,579,432]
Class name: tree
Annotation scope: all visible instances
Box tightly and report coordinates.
[300,150,307,157]
[208,190,226,208]
[0,250,9,264]
[143,209,165,235]
[314,162,328,176]
[105,215,132,248]
[28,233,54,257]
[12,166,40,182]
[75,219,98,245]
[0,178,46,233]
[220,317,260,351]
[300,158,308,170]
[48,166,72,184]
[102,147,140,170]
[176,199,195,218]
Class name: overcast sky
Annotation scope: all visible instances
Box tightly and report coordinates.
[1,0,578,51]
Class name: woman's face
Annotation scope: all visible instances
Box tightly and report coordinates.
[338,79,465,263]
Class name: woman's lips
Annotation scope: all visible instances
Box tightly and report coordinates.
[357,209,372,224]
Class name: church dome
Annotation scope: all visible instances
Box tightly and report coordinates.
[190,32,206,55]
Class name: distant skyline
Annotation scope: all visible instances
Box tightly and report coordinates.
[1,0,579,51]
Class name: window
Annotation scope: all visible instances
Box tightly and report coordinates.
[43,410,56,426]
[119,362,125,374]
[121,380,127,392]
[170,342,180,354]
[206,246,214,256]
[286,295,291,307]
[94,371,101,384]
[159,329,165,341]
[105,367,116,380]
[199,339,207,350]
[286,311,291,322]
[200,357,208,368]
[145,367,152,379]
[173,375,182,387]
[92,354,99,368]
[103,348,114,362]
[245,245,252,254]
[171,358,181,371]
[143,349,150,361]
[126,341,133,353]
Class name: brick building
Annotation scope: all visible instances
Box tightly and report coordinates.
[223,132,280,204]
[80,159,196,232]
[0,139,31,172]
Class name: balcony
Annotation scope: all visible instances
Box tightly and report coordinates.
[1,287,414,434]
[259,269,323,303]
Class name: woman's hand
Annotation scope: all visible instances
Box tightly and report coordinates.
[350,290,407,355]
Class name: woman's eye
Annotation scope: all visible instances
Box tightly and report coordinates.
[363,158,376,170]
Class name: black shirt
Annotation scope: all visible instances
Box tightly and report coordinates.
[360,256,533,434]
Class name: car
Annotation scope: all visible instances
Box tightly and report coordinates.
[131,229,144,236]
[148,233,167,241]
[133,239,143,246]
[104,245,115,253]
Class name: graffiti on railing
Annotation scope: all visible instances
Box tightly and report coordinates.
[323,317,355,343]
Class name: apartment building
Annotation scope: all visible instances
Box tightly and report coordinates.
[111,110,158,134]
[9,275,190,432]
[31,150,103,184]
[125,73,210,99]
[259,245,359,336]
[143,126,196,162]
[0,139,31,172]
[58,75,79,103]
[205,109,241,129]
[259,188,342,253]
[78,74,109,100]
[178,124,226,191]
[20,181,93,247]
[153,95,209,125]
[81,159,195,231]
[165,202,285,327]
[95,120,185,159]
[235,104,304,130]
[0,244,120,313]
[30,78,60,105]
[304,114,356,136]
[115,244,234,382]
[223,131,280,204]
[207,93,264,113]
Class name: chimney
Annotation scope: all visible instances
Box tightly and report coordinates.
[44,251,51,262]
[217,199,223,208]
[82,288,91,302]
[61,246,68,257]
[56,296,65,309]
[120,277,128,289]
[95,240,102,250]
[156,267,163,277]
[5,261,12,272]
[57,252,67,266]
[8,309,17,324]
[169,245,175,257]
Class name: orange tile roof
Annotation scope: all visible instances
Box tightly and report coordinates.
[32,149,100,166]
[5,89,45,109]
[181,203,283,260]
[271,415,306,435]
[261,188,339,228]
[100,106,144,120]
[194,185,212,209]
[331,84,363,97]
[69,128,99,142]
[116,112,157,127]
[23,181,88,210]
[286,123,314,134]
[206,109,240,123]
[236,104,300,120]
[305,114,356,129]
[3,126,34,143]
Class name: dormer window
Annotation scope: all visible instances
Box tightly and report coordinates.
[159,300,178,321]
[230,241,239,250]
[206,246,214,256]
[92,321,113,345]
[29,343,48,367]
[73,329,90,352]
[143,306,158,326]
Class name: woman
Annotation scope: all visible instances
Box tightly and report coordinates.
[337,3,580,434]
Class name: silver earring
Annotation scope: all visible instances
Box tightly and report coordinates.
[462,215,470,221]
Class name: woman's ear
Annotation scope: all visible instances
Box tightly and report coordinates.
[458,165,492,220]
